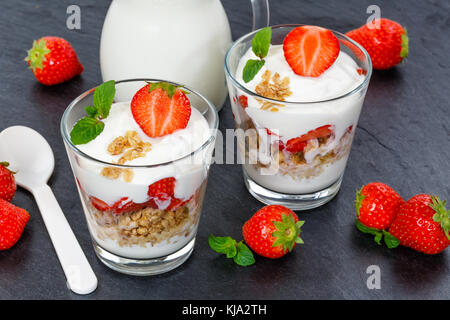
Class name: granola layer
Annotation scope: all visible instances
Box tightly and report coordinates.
[84,181,207,249]
[242,119,354,181]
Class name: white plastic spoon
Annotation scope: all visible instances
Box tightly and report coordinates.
[0,126,97,295]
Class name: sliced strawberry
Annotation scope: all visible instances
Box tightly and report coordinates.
[238,95,248,108]
[90,197,111,212]
[357,68,367,76]
[167,196,192,211]
[111,197,140,215]
[148,177,176,201]
[285,138,308,153]
[283,26,340,77]
[131,83,191,138]
[298,125,333,142]
[265,128,279,136]
[285,125,333,153]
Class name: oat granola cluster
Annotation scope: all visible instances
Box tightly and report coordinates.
[255,70,292,111]
[101,130,152,182]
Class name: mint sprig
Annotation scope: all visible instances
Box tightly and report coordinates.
[208,234,255,267]
[242,27,272,83]
[70,80,115,145]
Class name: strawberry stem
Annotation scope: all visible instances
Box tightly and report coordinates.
[400,29,409,59]
[272,213,304,253]
[430,196,450,240]
[355,188,365,218]
[25,39,51,72]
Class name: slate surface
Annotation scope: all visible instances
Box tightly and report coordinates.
[0,0,449,300]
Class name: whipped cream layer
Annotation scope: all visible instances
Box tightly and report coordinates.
[236,44,364,102]
[73,102,212,205]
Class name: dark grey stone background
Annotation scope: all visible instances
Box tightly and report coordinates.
[0,0,449,299]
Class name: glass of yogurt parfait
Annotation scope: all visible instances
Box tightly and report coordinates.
[61,79,218,275]
[225,24,372,210]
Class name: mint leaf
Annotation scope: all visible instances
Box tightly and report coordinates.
[70,117,105,145]
[242,59,265,83]
[233,242,255,267]
[70,81,116,145]
[209,235,255,267]
[252,27,272,59]
[85,106,99,118]
[383,231,400,249]
[208,235,237,258]
[148,81,186,99]
[93,80,115,119]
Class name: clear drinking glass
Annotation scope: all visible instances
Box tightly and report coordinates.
[225,24,372,210]
[61,79,218,275]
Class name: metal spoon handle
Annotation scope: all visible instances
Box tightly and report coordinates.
[32,184,97,295]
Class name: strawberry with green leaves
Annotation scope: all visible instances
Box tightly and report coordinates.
[0,199,30,250]
[355,182,404,248]
[243,205,304,259]
[25,36,83,85]
[388,194,450,254]
[346,18,408,70]
[0,162,16,202]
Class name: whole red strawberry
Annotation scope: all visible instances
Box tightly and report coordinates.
[388,194,450,254]
[0,162,16,202]
[242,205,304,259]
[355,182,404,230]
[25,36,83,85]
[346,18,408,70]
[0,199,30,250]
